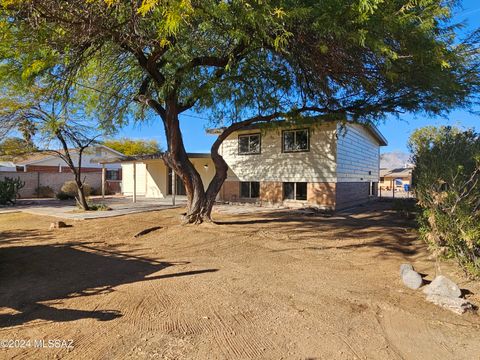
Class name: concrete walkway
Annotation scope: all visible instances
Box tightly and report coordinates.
[0,196,186,220]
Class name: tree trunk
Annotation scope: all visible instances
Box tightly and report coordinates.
[164,105,206,224]
[161,106,269,224]
[200,136,229,221]
[75,177,90,211]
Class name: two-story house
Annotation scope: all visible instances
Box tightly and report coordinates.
[120,121,387,210]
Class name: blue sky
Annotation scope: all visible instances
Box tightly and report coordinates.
[118,1,480,155]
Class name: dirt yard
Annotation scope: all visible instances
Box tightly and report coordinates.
[1,202,479,359]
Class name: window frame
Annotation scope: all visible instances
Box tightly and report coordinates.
[106,169,120,181]
[239,181,260,198]
[283,182,308,201]
[238,133,261,155]
[281,128,310,153]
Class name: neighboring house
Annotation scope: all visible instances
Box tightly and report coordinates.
[379,167,413,192]
[0,161,18,172]
[15,145,123,177]
[0,145,126,197]
[121,121,387,210]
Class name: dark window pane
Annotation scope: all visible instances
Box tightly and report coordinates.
[283,131,295,151]
[249,135,260,153]
[106,170,119,180]
[296,130,308,150]
[283,182,294,200]
[239,136,250,154]
[250,182,260,198]
[176,175,186,195]
[240,182,250,197]
[296,182,307,200]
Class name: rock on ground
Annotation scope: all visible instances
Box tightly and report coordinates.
[423,275,462,298]
[426,294,474,315]
[50,221,68,230]
[402,269,423,290]
[400,263,414,276]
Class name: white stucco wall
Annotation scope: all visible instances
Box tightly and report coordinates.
[220,123,338,183]
[122,157,215,198]
[336,123,380,183]
[121,162,147,196]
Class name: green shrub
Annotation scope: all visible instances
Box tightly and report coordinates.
[55,191,73,200]
[0,177,25,205]
[76,201,111,211]
[35,185,54,198]
[60,180,92,197]
[409,126,480,278]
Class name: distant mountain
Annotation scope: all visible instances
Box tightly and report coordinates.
[380,151,412,169]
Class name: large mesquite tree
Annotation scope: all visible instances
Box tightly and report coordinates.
[1,0,478,223]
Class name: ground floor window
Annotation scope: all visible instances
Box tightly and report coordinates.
[370,182,377,196]
[283,182,307,200]
[240,181,260,198]
[106,169,120,181]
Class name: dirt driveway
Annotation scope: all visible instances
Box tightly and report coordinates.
[0,203,479,359]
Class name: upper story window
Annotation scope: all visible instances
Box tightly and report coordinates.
[282,129,309,152]
[238,133,261,154]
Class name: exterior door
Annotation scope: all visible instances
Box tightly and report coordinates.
[167,168,187,195]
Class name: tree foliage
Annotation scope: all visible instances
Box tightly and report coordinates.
[410,126,480,278]
[0,136,36,158]
[103,138,161,156]
[0,0,479,222]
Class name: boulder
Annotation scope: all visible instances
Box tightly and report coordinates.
[426,294,474,315]
[423,275,461,298]
[50,221,68,230]
[402,269,423,290]
[400,263,414,276]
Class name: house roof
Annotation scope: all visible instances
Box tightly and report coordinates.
[104,152,211,164]
[0,161,17,168]
[380,167,413,178]
[14,145,126,166]
[206,120,388,146]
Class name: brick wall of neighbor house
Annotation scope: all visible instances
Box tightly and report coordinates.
[25,165,103,173]
[0,171,102,198]
[307,182,336,209]
[335,182,371,209]
[260,181,283,204]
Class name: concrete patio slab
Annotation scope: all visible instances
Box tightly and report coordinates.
[0,196,187,220]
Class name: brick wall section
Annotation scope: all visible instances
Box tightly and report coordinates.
[307,182,336,209]
[219,180,240,202]
[260,181,283,204]
[335,182,371,210]
[25,165,103,173]
[0,171,102,198]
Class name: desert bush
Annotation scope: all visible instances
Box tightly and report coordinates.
[35,185,54,198]
[60,180,92,198]
[76,201,111,211]
[0,177,25,205]
[55,191,73,200]
[409,126,480,277]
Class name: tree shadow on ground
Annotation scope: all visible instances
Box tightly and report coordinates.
[214,202,422,258]
[0,242,217,328]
